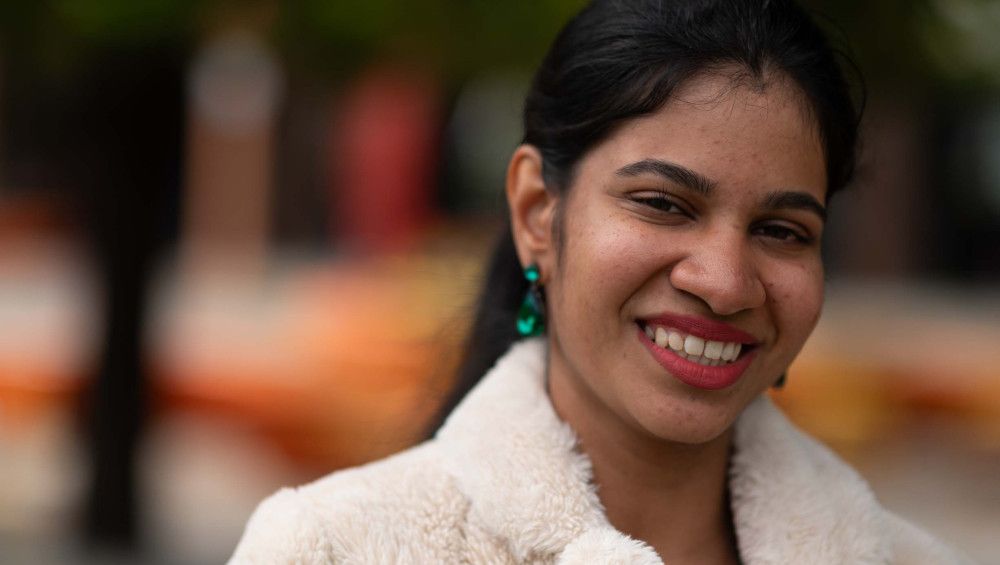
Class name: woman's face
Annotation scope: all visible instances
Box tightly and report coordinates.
[542,73,827,445]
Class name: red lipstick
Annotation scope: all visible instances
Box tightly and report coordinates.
[636,314,759,390]
[642,313,758,344]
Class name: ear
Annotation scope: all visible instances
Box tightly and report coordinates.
[506,145,559,279]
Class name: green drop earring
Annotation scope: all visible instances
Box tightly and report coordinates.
[516,264,546,337]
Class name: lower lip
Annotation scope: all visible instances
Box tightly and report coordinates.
[636,325,756,390]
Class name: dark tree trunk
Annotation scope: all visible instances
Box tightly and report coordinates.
[66,45,184,551]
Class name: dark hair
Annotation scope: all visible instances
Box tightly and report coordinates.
[428,0,862,434]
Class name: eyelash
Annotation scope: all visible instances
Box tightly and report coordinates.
[630,193,814,245]
[632,194,688,216]
[751,224,813,245]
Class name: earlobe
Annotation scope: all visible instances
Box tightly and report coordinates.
[506,144,558,273]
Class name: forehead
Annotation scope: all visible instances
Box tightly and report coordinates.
[577,72,827,200]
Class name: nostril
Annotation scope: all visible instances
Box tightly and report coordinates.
[667,260,765,316]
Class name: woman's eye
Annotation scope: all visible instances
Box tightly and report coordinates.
[753,224,812,244]
[632,194,685,214]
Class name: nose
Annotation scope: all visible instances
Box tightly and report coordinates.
[668,233,765,316]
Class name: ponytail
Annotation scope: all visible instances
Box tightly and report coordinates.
[425,226,526,436]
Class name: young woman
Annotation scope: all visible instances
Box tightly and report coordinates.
[231,1,970,563]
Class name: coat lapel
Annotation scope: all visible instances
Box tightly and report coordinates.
[438,339,892,564]
[437,338,631,561]
[729,396,891,564]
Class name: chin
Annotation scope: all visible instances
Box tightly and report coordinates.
[627,393,744,446]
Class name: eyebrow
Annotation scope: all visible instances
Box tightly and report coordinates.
[615,159,716,196]
[762,190,827,222]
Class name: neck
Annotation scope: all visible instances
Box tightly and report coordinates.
[548,351,740,564]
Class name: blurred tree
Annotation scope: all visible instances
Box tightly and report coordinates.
[804,0,1000,91]
[3,0,997,89]
[0,1,188,557]
[0,1,586,78]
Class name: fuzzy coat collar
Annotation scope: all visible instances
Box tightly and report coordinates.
[436,338,892,564]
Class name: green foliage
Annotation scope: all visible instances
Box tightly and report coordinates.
[0,0,995,88]
[0,0,586,78]
[916,0,1000,89]
[274,0,586,77]
[803,0,1000,90]
[52,0,199,43]
[0,0,199,77]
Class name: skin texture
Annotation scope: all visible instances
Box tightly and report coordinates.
[506,72,827,563]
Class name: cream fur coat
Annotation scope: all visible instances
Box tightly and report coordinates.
[230,339,970,564]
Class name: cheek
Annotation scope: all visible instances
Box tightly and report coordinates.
[553,206,655,334]
[767,258,824,341]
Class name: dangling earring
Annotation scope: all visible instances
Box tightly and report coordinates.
[772,372,787,390]
[516,264,546,337]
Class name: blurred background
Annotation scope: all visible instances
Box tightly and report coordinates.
[0,0,997,563]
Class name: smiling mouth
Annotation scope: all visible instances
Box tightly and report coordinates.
[637,321,756,366]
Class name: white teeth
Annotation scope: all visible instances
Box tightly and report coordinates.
[704,340,724,360]
[684,335,705,356]
[721,342,736,362]
[644,324,747,366]
[691,355,715,366]
[668,330,685,352]
[654,326,668,348]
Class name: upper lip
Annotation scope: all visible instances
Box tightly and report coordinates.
[639,313,759,344]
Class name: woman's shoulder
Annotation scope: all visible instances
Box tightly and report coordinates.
[228,439,469,564]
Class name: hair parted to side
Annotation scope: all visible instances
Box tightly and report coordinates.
[427,0,863,436]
